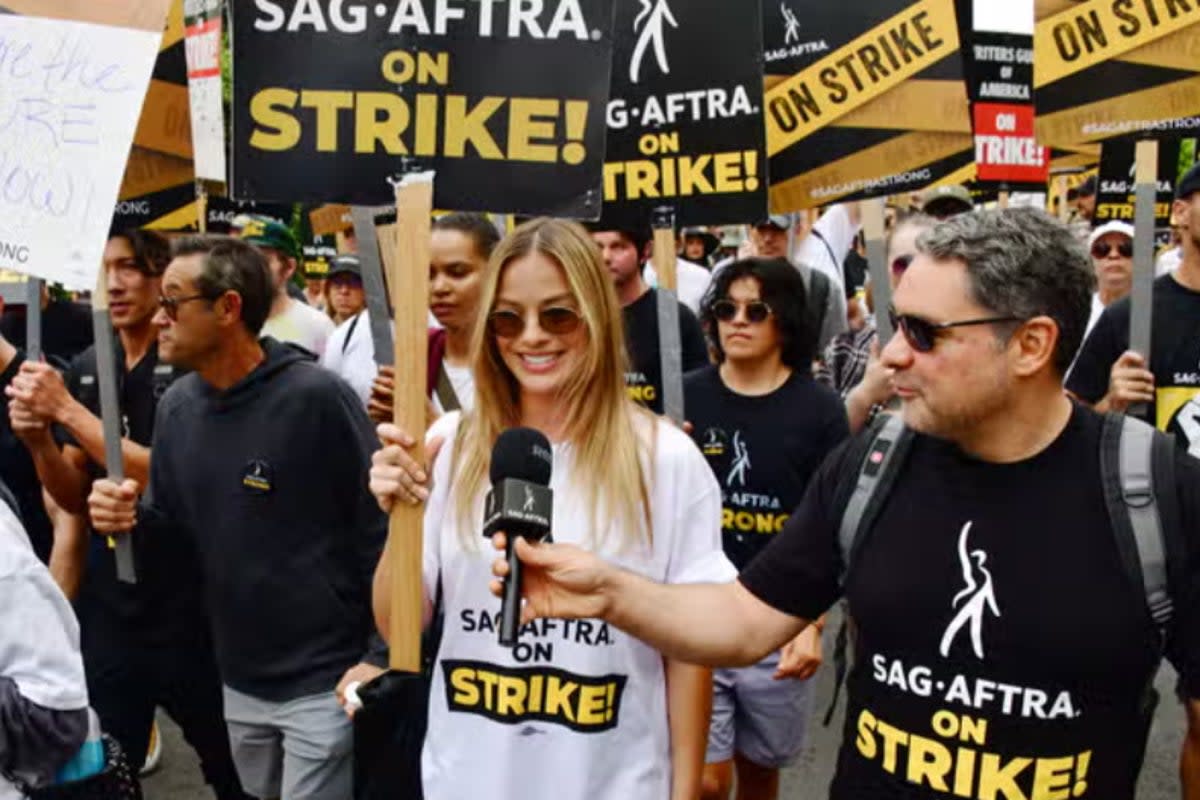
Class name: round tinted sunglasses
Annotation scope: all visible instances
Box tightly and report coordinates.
[712,299,773,324]
[888,305,1023,353]
[1090,240,1133,259]
[487,307,583,338]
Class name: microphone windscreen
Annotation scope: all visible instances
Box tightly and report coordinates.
[489,428,553,487]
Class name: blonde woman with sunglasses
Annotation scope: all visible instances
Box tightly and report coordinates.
[370,218,734,800]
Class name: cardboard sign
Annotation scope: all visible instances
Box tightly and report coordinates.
[115,0,200,232]
[184,0,226,181]
[598,0,766,228]
[762,0,974,211]
[1034,0,1200,146]
[230,0,618,217]
[0,2,170,288]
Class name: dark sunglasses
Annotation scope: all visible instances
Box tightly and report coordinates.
[888,305,1023,353]
[1090,240,1133,259]
[712,299,773,324]
[157,294,211,321]
[891,254,914,274]
[487,307,583,338]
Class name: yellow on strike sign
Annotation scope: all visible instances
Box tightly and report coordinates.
[1035,0,1200,88]
[764,0,959,157]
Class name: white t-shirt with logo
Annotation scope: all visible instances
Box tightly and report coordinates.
[261,299,335,357]
[420,412,736,800]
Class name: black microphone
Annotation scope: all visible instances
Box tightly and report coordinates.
[484,428,554,647]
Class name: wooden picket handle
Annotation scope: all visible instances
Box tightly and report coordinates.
[386,173,434,673]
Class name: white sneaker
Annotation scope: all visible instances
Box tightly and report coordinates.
[140,720,163,776]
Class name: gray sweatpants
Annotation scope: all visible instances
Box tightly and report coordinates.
[222,686,353,800]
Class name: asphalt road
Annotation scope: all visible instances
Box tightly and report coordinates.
[144,624,1186,799]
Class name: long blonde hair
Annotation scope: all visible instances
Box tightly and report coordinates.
[450,218,654,550]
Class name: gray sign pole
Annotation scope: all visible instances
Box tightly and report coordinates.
[863,199,894,345]
[651,206,684,424]
[25,279,42,361]
[91,273,137,583]
[351,206,396,368]
[1130,140,1158,419]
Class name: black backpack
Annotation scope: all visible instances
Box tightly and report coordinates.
[823,411,1183,725]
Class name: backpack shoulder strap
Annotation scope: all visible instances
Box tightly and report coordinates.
[824,412,912,726]
[837,412,911,585]
[1101,413,1173,635]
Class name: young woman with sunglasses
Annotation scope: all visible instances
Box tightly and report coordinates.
[368,219,733,800]
[685,258,848,800]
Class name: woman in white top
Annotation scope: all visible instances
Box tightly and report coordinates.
[370,219,734,800]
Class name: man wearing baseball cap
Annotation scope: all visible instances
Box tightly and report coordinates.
[1084,221,1135,335]
[239,217,334,357]
[319,256,375,405]
[1068,163,1200,456]
[739,214,848,353]
[919,184,973,219]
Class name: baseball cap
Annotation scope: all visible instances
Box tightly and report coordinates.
[327,255,362,279]
[1175,162,1200,200]
[1076,175,1097,197]
[1087,221,1135,250]
[755,214,792,230]
[920,185,973,217]
[238,216,299,259]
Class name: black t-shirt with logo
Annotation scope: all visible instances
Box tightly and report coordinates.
[684,365,848,570]
[622,288,709,414]
[1067,274,1200,456]
[740,405,1200,799]
[61,342,204,646]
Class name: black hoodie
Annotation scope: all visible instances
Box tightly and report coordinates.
[145,338,386,701]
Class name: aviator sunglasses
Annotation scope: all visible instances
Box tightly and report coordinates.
[888,304,1023,353]
[487,306,583,338]
[712,299,773,324]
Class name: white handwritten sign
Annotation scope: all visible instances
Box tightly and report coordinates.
[0,14,162,289]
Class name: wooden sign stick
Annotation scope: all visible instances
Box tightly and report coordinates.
[1129,139,1158,418]
[92,270,136,583]
[386,171,434,673]
[651,206,684,424]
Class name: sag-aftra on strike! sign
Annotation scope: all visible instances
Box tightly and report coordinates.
[231,0,617,218]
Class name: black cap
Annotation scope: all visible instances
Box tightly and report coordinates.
[1077,175,1097,197]
[490,428,552,487]
[1176,162,1200,200]
[327,255,362,279]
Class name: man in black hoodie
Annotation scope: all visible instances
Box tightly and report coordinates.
[88,237,387,800]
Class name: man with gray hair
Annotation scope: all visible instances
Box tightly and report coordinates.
[87,237,387,800]
[481,208,1200,799]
